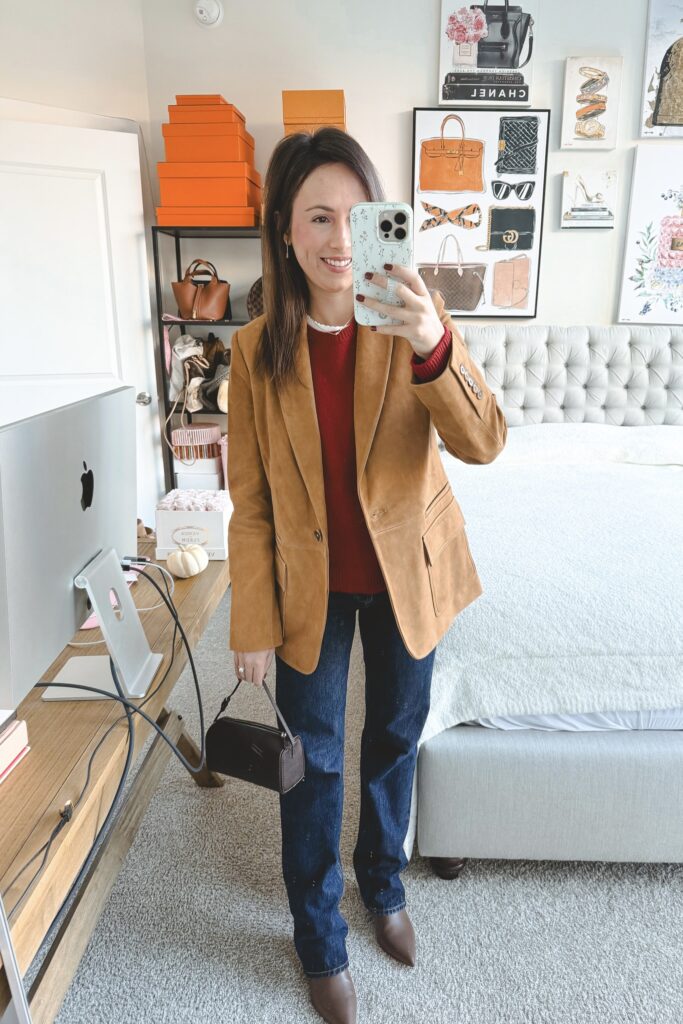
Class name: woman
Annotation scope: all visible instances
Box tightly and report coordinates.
[227,127,507,1024]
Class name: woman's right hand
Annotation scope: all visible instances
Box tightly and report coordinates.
[232,648,275,687]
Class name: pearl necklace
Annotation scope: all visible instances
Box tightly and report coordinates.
[306,313,354,335]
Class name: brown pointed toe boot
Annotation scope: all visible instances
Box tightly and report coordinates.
[373,908,416,966]
[308,967,357,1024]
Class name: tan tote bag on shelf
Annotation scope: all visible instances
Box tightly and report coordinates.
[418,114,485,193]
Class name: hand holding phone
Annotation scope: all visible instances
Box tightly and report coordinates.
[350,202,414,327]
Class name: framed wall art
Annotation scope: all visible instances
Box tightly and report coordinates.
[438,0,540,107]
[640,0,683,137]
[560,170,617,229]
[560,56,623,149]
[618,145,683,323]
[412,106,549,318]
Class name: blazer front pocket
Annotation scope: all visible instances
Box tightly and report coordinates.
[274,546,287,635]
[422,497,465,616]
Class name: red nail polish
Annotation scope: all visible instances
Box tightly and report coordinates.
[371,325,377,331]
[364,271,373,280]
[384,263,393,270]
[356,293,365,302]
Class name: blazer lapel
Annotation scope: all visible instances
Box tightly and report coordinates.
[277,318,394,537]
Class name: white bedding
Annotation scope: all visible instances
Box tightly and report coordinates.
[464,707,683,730]
[404,423,683,860]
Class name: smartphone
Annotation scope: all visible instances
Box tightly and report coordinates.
[350,201,414,327]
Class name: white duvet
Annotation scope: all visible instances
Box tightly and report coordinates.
[404,423,683,860]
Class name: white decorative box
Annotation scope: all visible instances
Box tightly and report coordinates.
[155,489,233,561]
[173,455,224,491]
[175,471,223,490]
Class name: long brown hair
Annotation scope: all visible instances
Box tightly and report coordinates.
[254,127,386,391]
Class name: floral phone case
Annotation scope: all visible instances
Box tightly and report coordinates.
[350,201,414,327]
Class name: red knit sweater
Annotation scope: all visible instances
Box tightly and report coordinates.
[307,318,453,593]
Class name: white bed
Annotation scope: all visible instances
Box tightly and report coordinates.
[404,420,683,861]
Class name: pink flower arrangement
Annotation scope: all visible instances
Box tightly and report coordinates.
[446,7,488,45]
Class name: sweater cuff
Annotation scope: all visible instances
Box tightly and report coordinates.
[411,325,452,381]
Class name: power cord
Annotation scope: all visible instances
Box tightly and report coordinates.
[2,561,207,922]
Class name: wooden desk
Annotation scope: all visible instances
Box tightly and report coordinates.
[0,541,230,1022]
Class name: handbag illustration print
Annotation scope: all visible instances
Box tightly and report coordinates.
[418,114,485,193]
[477,206,536,251]
[417,233,486,311]
[495,115,539,174]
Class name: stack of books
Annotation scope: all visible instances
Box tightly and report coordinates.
[156,94,262,227]
[0,709,30,785]
[282,89,346,136]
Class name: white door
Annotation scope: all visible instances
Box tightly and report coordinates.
[0,107,162,523]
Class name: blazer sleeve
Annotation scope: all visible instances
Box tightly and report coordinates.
[408,291,508,464]
[227,330,284,652]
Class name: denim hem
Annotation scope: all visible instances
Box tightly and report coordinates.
[304,959,350,979]
[365,901,406,917]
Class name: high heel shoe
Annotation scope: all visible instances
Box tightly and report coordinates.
[308,968,357,1024]
[574,175,604,206]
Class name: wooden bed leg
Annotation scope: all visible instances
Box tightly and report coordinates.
[430,857,467,879]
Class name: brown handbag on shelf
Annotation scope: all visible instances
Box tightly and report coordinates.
[417,233,487,311]
[172,259,230,321]
[418,114,485,193]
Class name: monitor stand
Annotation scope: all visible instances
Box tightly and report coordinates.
[41,547,163,702]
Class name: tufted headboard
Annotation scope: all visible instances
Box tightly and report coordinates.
[454,324,683,427]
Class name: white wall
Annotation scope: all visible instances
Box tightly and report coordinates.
[0,0,150,129]
[0,0,655,326]
[140,0,650,325]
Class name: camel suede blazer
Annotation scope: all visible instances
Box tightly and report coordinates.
[227,291,508,674]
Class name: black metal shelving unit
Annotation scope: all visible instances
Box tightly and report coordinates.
[151,224,262,490]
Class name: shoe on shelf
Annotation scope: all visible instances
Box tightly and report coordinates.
[373,908,416,966]
[308,967,357,1024]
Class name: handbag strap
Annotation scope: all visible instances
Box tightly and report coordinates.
[184,259,218,280]
[483,0,510,38]
[213,678,298,749]
[439,113,466,149]
[435,233,465,275]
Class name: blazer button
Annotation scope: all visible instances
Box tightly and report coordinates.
[314,529,323,541]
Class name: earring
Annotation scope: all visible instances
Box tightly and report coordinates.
[285,239,290,259]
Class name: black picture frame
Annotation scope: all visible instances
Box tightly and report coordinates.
[411,106,550,319]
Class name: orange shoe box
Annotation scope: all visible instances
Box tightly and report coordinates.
[162,121,255,162]
[284,122,346,136]
[159,175,261,208]
[162,121,255,145]
[158,160,261,185]
[168,103,247,125]
[176,94,228,105]
[282,89,346,130]
[156,206,260,227]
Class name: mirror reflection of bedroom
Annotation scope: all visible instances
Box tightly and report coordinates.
[1,1,682,1023]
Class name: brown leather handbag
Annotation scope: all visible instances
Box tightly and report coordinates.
[172,259,230,321]
[205,679,305,793]
[418,114,485,193]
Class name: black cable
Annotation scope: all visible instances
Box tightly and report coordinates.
[3,562,207,920]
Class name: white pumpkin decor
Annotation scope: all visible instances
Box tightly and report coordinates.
[167,543,209,578]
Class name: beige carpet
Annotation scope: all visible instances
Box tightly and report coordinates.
[21,585,683,1023]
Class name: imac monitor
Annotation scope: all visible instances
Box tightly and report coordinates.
[0,385,142,709]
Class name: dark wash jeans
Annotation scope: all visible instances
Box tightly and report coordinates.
[275,589,435,978]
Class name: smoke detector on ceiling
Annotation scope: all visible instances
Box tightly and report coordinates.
[193,0,224,26]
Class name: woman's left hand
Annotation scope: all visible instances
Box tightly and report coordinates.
[356,263,446,360]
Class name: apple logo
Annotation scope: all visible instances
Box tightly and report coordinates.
[81,460,94,511]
